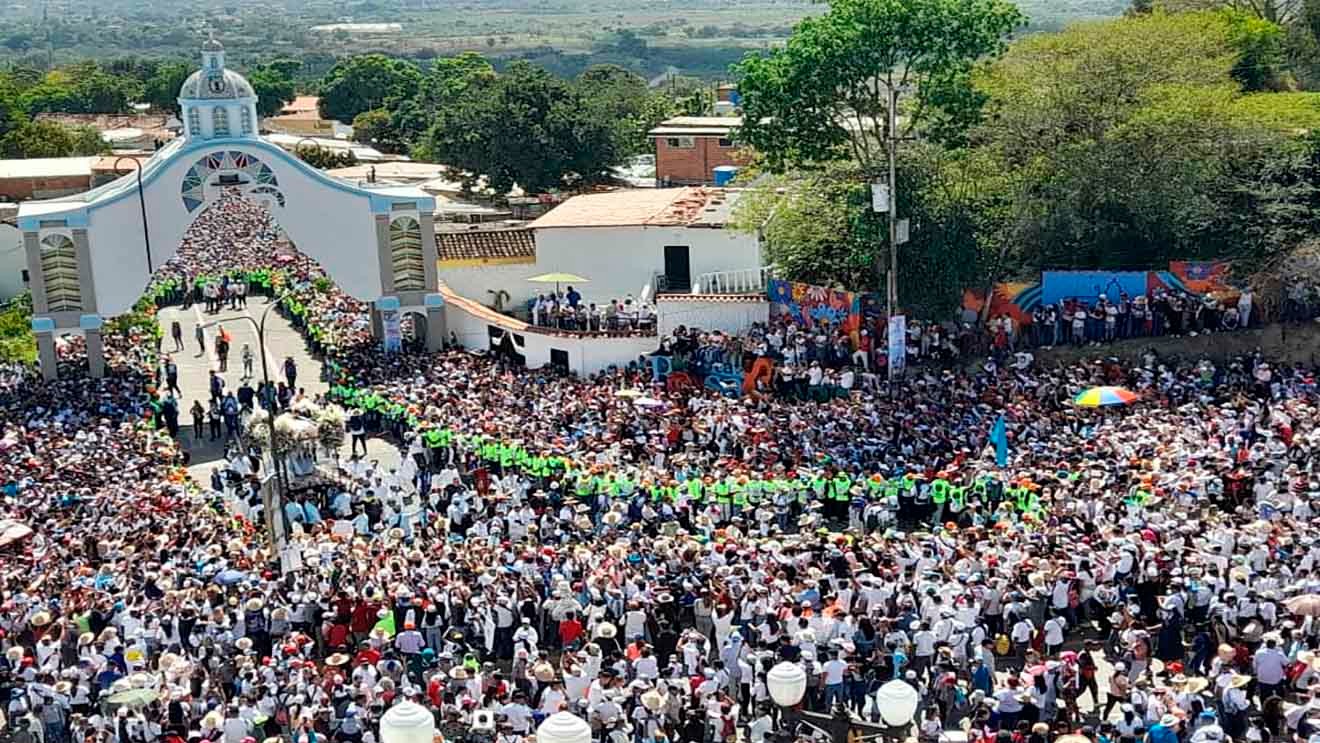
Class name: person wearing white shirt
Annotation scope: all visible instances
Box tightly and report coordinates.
[1254,639,1289,698]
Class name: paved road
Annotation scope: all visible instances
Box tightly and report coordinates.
[155,298,400,483]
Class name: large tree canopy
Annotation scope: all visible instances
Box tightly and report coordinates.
[317,54,421,124]
[733,0,1025,173]
[423,61,618,194]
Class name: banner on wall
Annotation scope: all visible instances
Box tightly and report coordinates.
[382,309,402,353]
[887,314,906,375]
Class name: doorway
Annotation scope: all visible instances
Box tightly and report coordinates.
[550,348,569,372]
[663,245,691,293]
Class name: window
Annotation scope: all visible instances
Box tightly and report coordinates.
[239,106,253,136]
[717,137,734,148]
[39,234,80,313]
[212,106,230,137]
[665,136,695,149]
[389,217,425,292]
[187,108,202,137]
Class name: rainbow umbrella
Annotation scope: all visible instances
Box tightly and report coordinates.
[1073,386,1138,407]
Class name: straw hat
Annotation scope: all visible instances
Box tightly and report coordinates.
[1229,673,1252,689]
[325,653,350,667]
[235,637,254,653]
[29,611,51,627]
[245,598,263,612]
[533,661,557,682]
[78,632,95,646]
[595,623,618,639]
[449,666,469,680]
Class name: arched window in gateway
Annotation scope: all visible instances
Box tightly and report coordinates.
[212,106,230,137]
[39,234,81,313]
[389,217,425,291]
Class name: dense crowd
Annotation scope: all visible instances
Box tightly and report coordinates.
[7,192,1320,743]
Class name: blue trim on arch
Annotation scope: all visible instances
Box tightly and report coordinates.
[79,314,103,331]
[19,208,89,230]
[31,317,55,333]
[78,137,433,216]
[376,296,401,311]
[424,293,445,308]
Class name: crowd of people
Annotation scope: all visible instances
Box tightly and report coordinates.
[8,190,1320,743]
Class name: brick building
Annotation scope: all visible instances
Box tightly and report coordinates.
[0,157,97,201]
[647,116,742,187]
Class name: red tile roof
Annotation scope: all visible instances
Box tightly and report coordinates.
[438,229,535,261]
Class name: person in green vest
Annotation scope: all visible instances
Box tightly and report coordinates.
[713,476,732,521]
[731,476,749,517]
[685,475,705,507]
[828,469,852,522]
[929,476,951,527]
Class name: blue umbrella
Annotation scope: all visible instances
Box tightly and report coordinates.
[214,569,247,586]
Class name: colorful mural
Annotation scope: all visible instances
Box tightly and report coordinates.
[768,279,859,333]
[961,262,1236,322]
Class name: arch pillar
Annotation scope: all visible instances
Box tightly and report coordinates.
[82,315,105,379]
[424,293,446,353]
[32,317,56,381]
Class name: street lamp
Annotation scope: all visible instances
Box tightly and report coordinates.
[873,679,920,727]
[202,288,292,553]
[535,711,592,743]
[379,700,434,743]
[767,661,807,707]
[114,156,153,275]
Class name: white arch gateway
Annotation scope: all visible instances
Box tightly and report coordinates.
[20,38,447,380]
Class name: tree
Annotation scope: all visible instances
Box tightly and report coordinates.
[249,65,297,117]
[143,61,191,114]
[971,11,1297,270]
[734,0,1025,174]
[351,108,402,151]
[576,64,676,159]
[1,120,106,158]
[317,54,421,123]
[422,61,619,193]
[295,145,357,170]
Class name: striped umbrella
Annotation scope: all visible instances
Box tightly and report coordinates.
[1073,386,1139,407]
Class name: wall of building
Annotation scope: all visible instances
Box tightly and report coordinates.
[436,260,542,315]
[0,224,25,301]
[532,225,762,306]
[0,175,92,201]
[445,299,658,375]
[657,297,768,337]
[655,136,738,186]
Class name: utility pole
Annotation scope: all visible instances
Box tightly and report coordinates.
[885,83,899,319]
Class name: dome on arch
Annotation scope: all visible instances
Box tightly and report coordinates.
[180,68,256,101]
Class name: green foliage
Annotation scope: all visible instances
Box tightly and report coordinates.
[317,54,421,124]
[576,64,678,159]
[0,293,35,365]
[351,108,394,148]
[734,0,1025,174]
[249,62,298,117]
[19,63,139,115]
[0,119,106,158]
[143,61,191,114]
[295,145,357,170]
[422,60,619,193]
[1222,9,1287,90]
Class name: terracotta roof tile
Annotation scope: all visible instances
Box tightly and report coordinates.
[438,229,535,261]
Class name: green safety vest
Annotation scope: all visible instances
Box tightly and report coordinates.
[575,475,594,497]
[732,484,748,507]
[832,474,852,501]
[949,486,967,510]
[931,479,951,504]
[713,480,731,504]
[687,479,704,502]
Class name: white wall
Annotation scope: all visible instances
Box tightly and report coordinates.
[657,297,768,337]
[445,300,658,376]
[0,224,24,301]
[437,262,543,315]
[532,225,761,306]
[79,139,385,317]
